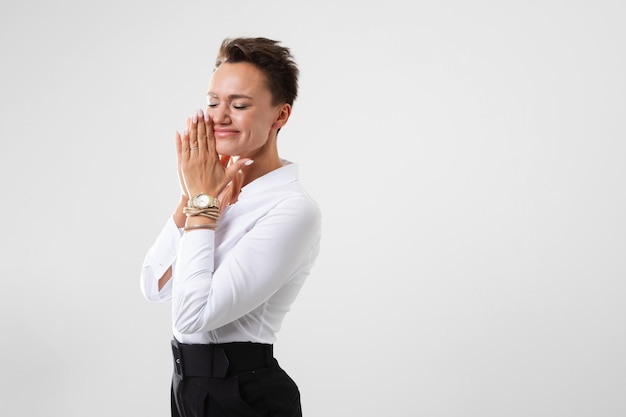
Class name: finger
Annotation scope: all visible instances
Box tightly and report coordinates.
[176,131,183,159]
[204,111,217,155]
[225,158,254,179]
[196,108,208,154]
[189,111,199,151]
[175,132,189,195]
[180,128,190,158]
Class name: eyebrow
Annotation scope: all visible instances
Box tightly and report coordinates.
[206,92,253,100]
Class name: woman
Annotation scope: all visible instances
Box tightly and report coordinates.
[140,37,321,417]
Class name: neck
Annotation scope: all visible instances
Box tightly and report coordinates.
[240,154,282,188]
[236,135,282,189]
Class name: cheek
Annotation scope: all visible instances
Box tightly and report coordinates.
[245,116,273,137]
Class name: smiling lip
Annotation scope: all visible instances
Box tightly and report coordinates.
[213,129,238,139]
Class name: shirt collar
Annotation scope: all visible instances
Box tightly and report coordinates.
[238,159,298,201]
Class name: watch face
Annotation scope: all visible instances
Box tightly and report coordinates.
[194,194,210,208]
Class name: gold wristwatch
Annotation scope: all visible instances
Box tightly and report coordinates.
[189,193,220,209]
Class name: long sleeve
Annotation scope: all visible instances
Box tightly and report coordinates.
[172,195,321,335]
[140,162,322,345]
[140,216,183,302]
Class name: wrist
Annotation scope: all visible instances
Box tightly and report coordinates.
[184,216,217,232]
[183,193,220,231]
[188,192,220,210]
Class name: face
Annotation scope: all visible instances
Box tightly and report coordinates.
[206,62,285,158]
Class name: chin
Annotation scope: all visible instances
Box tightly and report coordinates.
[215,144,236,157]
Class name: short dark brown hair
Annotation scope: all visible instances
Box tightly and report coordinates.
[215,37,299,106]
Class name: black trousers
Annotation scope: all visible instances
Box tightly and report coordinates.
[171,339,302,417]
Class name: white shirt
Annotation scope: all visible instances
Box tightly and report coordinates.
[140,161,321,345]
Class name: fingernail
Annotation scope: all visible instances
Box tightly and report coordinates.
[184,127,189,135]
[244,160,255,166]
[204,112,209,121]
[197,109,203,117]
[192,113,197,123]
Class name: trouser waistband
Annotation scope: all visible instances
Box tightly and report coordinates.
[171,339,274,379]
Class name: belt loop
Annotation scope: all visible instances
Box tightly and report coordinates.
[211,347,230,378]
[171,339,184,379]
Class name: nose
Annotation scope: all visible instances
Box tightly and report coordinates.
[208,104,230,124]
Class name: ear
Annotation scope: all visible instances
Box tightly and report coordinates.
[271,103,292,129]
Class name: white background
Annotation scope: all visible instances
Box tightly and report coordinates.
[1,1,625,416]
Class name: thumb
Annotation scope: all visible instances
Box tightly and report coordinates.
[225,159,254,177]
